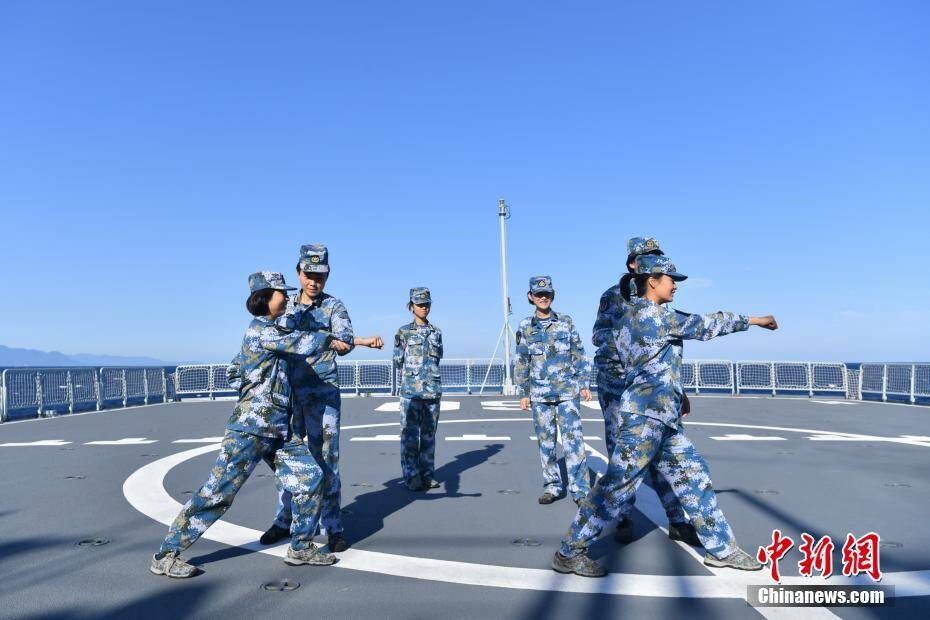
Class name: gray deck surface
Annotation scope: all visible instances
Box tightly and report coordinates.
[1,395,927,619]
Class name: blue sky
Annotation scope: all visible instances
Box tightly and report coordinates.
[1,2,928,363]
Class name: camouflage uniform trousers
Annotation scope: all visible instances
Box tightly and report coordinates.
[560,414,737,559]
[598,391,687,524]
[531,398,591,502]
[159,429,323,556]
[270,387,343,535]
[399,397,441,484]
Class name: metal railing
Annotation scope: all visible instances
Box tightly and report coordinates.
[859,363,930,403]
[1,366,170,421]
[4,360,928,422]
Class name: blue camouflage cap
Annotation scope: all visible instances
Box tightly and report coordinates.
[635,254,688,281]
[529,275,554,294]
[409,287,432,305]
[248,271,297,293]
[299,244,330,273]
[627,237,663,256]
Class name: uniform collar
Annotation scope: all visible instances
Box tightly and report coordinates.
[531,309,559,325]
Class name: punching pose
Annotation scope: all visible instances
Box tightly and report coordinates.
[259,244,383,552]
[151,272,334,578]
[592,237,699,546]
[393,288,444,491]
[515,276,592,505]
[553,255,777,577]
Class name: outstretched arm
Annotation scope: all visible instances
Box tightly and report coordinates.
[354,336,384,349]
[258,324,332,356]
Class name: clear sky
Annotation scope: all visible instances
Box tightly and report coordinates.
[1,2,928,364]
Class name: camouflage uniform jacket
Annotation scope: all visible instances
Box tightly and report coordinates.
[225,317,332,439]
[614,298,748,428]
[393,321,443,399]
[280,292,355,399]
[514,310,591,402]
[592,281,628,396]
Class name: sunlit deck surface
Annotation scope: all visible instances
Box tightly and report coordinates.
[1,395,927,619]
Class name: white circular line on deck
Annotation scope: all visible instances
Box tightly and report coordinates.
[123,418,930,598]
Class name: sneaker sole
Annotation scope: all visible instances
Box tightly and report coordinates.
[550,557,607,578]
[284,556,337,567]
[150,566,196,578]
[703,559,764,571]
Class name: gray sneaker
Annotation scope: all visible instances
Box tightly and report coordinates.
[150,552,198,578]
[704,548,764,571]
[551,551,607,578]
[284,544,337,566]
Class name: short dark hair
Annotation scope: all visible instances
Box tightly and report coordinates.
[246,289,276,317]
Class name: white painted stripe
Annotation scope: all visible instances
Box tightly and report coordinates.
[710,434,786,441]
[0,439,72,447]
[122,419,930,603]
[375,401,461,412]
[85,437,158,445]
[445,434,510,441]
[580,401,602,410]
[530,435,601,441]
[172,437,226,444]
[350,434,401,442]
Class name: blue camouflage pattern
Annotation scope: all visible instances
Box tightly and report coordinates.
[635,254,687,280]
[270,290,354,536]
[393,321,443,399]
[159,429,324,555]
[269,390,343,535]
[531,398,590,501]
[599,391,688,524]
[282,292,355,393]
[529,275,554,294]
[626,236,663,256]
[560,415,737,559]
[514,311,590,402]
[299,243,330,273]
[225,317,331,439]
[248,271,297,293]
[409,287,432,304]
[399,396,441,484]
[615,298,749,429]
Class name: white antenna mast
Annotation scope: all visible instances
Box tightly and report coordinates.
[498,199,515,395]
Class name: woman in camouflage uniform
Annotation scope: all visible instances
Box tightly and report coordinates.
[393,287,444,491]
[150,272,335,578]
[553,255,778,578]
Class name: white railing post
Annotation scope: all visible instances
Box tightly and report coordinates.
[355,363,361,395]
[35,370,44,416]
[94,369,102,410]
[731,363,735,395]
[161,369,168,403]
[67,370,74,414]
[121,369,128,407]
[209,365,216,400]
[694,362,701,394]
[881,364,888,402]
[770,362,776,396]
[910,364,917,404]
[143,369,150,405]
[466,359,472,394]
[0,370,6,422]
[807,363,813,398]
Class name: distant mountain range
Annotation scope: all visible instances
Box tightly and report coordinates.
[0,345,177,367]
